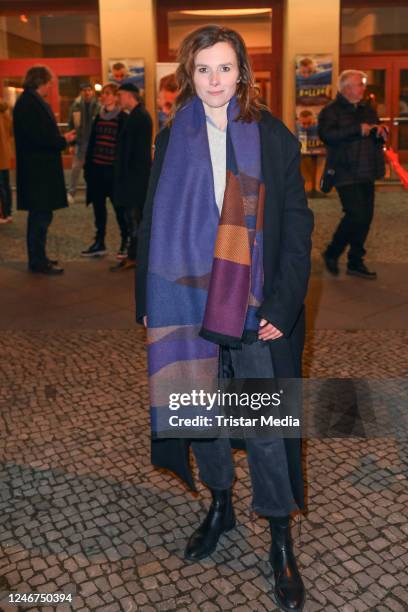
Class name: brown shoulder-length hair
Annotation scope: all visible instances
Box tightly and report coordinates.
[169,25,265,124]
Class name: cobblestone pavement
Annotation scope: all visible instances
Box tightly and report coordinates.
[1,191,408,264]
[1,191,408,611]
[0,328,407,611]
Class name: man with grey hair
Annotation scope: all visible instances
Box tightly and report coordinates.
[13,65,76,274]
[318,69,387,279]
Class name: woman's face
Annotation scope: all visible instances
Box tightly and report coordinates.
[193,42,240,110]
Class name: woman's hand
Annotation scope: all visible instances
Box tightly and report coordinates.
[258,318,283,341]
[143,316,147,328]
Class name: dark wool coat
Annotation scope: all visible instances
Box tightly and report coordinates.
[13,89,68,212]
[114,104,153,215]
[136,110,314,509]
[318,93,385,186]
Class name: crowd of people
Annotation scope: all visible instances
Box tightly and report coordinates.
[0,61,387,283]
[2,65,152,275]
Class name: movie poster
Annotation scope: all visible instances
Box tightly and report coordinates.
[295,54,332,154]
[108,58,145,100]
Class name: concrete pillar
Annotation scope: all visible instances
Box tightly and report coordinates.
[282,0,341,131]
[98,0,157,120]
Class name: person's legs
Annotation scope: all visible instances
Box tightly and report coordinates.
[104,169,128,244]
[325,183,360,260]
[113,204,128,244]
[27,210,53,270]
[81,194,107,256]
[191,345,235,490]
[347,181,375,267]
[109,206,140,270]
[186,435,235,562]
[186,347,236,561]
[227,342,297,517]
[81,167,108,256]
[68,156,84,198]
[191,438,235,490]
[326,182,374,264]
[125,207,139,261]
[92,194,107,244]
[0,170,12,218]
[227,342,304,609]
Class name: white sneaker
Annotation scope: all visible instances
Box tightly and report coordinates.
[67,193,75,205]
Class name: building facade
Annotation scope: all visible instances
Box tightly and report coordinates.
[0,0,407,161]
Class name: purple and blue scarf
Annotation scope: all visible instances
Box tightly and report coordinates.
[146,96,265,430]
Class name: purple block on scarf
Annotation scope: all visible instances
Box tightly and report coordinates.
[202,258,250,337]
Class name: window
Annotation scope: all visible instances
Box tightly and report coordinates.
[168,8,273,56]
[0,12,100,59]
[341,6,408,54]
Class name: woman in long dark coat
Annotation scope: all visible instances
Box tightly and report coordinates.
[136,26,313,611]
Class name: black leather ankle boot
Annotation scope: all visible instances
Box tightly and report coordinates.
[269,516,305,611]
[184,488,235,561]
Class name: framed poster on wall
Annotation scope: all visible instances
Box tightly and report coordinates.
[108,58,145,100]
[295,54,332,154]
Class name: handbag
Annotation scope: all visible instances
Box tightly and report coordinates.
[320,145,341,193]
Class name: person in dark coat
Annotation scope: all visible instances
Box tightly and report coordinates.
[111,82,152,271]
[318,70,387,280]
[13,65,76,274]
[81,83,127,258]
[67,82,100,204]
[136,26,313,612]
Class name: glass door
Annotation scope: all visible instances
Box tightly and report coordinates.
[393,60,408,162]
[341,55,408,162]
[156,0,284,117]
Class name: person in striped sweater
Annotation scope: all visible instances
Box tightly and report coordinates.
[81,83,127,257]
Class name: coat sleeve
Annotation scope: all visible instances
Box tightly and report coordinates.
[135,128,169,324]
[123,111,153,212]
[318,104,361,145]
[256,134,314,337]
[84,116,98,175]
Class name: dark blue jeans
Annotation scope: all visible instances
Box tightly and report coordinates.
[191,342,298,517]
[0,169,12,218]
[27,210,53,269]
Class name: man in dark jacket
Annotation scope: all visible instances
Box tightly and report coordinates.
[111,82,152,271]
[13,65,76,275]
[318,69,387,279]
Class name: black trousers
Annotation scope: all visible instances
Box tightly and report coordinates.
[91,165,127,243]
[0,169,12,218]
[125,207,140,260]
[327,181,375,266]
[26,210,53,269]
[191,342,298,517]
